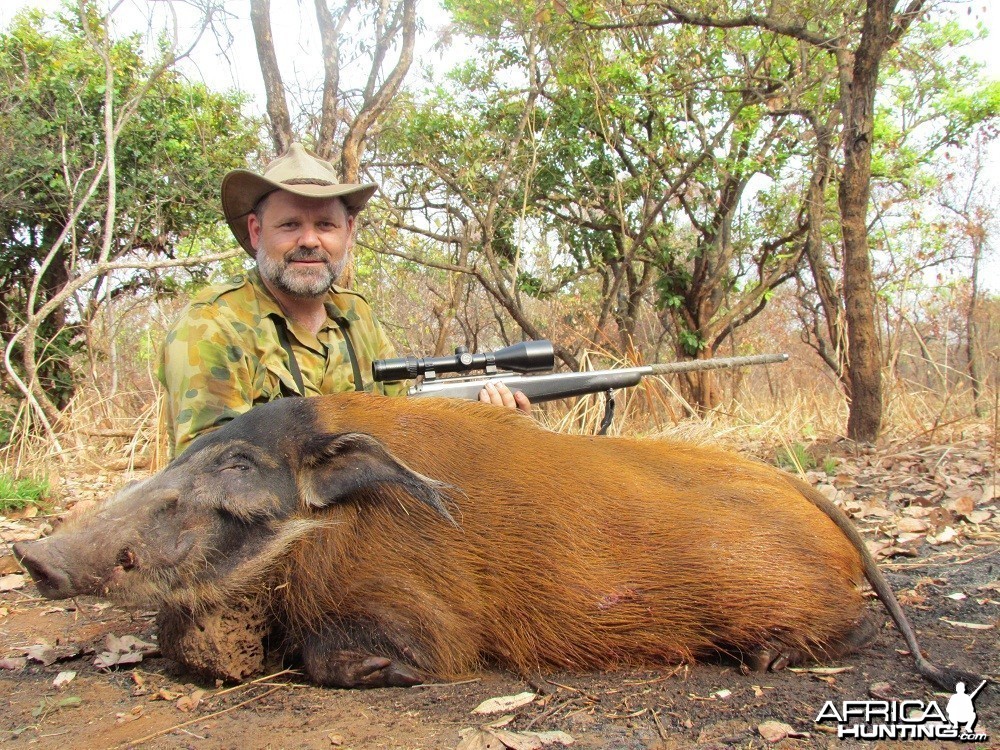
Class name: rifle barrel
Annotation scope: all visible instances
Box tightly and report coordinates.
[647,352,789,375]
[407,352,788,402]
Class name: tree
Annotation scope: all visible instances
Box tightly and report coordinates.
[249,0,416,181]
[936,134,998,416]
[0,3,260,439]
[578,0,995,437]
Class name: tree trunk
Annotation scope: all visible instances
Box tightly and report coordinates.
[967,230,986,417]
[250,0,292,154]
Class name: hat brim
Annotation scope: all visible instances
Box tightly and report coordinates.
[222,170,378,256]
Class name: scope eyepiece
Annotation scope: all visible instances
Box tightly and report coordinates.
[372,340,554,382]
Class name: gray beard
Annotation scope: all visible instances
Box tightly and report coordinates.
[256,246,347,298]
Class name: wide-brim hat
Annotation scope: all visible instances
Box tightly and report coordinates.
[222,143,378,256]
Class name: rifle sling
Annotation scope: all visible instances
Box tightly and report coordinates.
[271,313,365,397]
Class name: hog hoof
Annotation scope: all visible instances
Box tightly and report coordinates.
[740,646,792,674]
[304,648,427,688]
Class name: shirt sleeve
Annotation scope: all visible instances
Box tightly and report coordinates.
[158,303,258,458]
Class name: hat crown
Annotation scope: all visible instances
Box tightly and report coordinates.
[263,143,340,187]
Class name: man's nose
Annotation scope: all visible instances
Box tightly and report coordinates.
[298,225,320,248]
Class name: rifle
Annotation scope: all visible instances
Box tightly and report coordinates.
[372,341,788,433]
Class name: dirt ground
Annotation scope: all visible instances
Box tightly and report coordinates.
[1,433,997,750]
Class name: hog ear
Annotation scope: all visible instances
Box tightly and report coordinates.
[298,432,456,525]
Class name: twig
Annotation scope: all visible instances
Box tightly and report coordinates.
[412,677,482,688]
[542,677,601,702]
[652,709,669,741]
[117,686,284,748]
[524,697,578,730]
[211,668,300,698]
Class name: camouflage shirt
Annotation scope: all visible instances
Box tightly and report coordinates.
[158,269,405,458]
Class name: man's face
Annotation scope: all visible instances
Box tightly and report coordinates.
[247,191,356,299]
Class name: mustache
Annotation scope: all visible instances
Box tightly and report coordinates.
[285,248,331,263]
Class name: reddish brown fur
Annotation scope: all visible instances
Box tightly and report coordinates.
[274,394,869,679]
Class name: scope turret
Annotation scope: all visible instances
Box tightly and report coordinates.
[372,340,554,382]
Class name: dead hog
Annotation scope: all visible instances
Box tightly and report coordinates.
[14,394,971,689]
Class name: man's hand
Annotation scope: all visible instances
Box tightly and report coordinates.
[479,382,531,414]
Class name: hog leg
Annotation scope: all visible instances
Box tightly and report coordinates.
[740,613,880,673]
[301,622,429,688]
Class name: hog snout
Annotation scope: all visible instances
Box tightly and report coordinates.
[14,540,79,599]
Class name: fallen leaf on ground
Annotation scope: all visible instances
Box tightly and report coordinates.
[458,727,573,750]
[472,692,537,714]
[457,728,508,750]
[175,689,206,712]
[945,496,976,518]
[24,644,57,665]
[927,526,958,545]
[0,574,25,592]
[115,705,144,725]
[53,671,76,688]
[896,518,930,534]
[94,633,157,669]
[0,657,27,670]
[758,721,794,743]
[868,682,894,700]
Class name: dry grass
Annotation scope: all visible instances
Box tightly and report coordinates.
[2,356,996,506]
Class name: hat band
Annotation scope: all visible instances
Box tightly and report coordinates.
[282,178,336,186]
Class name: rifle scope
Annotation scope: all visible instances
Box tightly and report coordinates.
[372,340,554,382]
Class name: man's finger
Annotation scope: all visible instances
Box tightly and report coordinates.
[494,382,517,409]
[513,390,532,414]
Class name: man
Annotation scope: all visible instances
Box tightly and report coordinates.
[160,143,527,458]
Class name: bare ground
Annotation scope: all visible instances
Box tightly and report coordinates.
[1,433,997,750]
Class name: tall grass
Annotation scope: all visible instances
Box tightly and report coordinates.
[1,351,995,503]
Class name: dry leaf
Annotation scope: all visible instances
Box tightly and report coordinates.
[758,721,794,743]
[966,510,991,524]
[151,688,183,701]
[472,692,536,714]
[868,682,894,700]
[0,657,27,670]
[24,644,57,666]
[492,729,545,750]
[927,526,958,545]
[94,633,157,669]
[895,518,930,534]
[0,574,26,592]
[712,689,732,699]
[53,671,76,689]
[115,705,145,725]
[946,592,967,601]
[175,689,205,712]
[945,496,976,518]
[457,728,508,750]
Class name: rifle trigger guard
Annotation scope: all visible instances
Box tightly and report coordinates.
[598,388,616,436]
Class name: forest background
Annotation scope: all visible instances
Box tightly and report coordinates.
[1,0,998,485]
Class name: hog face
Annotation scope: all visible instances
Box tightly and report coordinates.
[15,398,453,612]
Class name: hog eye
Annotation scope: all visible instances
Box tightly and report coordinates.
[221,453,255,473]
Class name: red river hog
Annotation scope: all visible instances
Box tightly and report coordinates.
[14,394,976,689]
